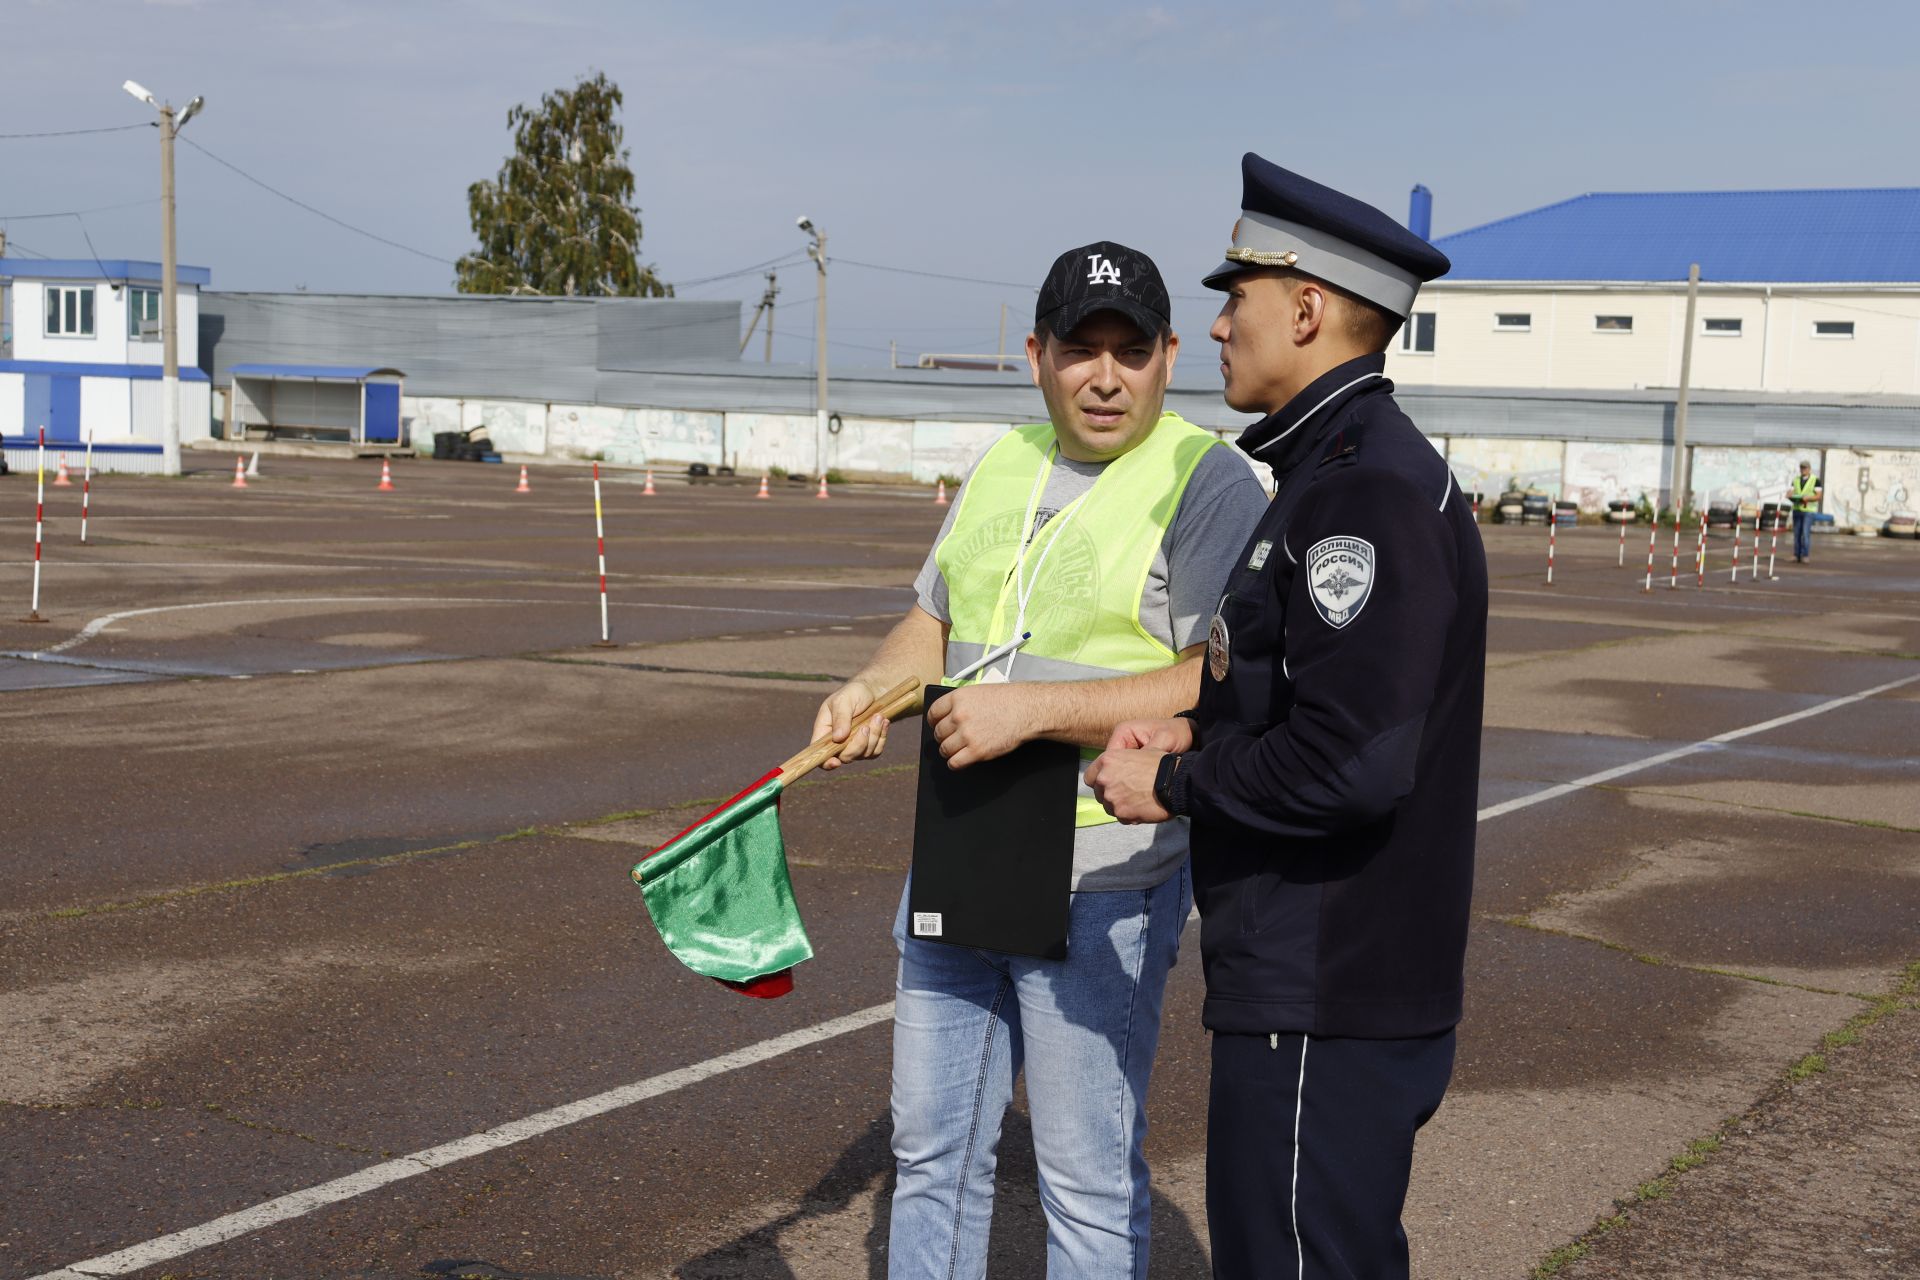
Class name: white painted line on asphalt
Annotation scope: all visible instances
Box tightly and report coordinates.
[31,670,1920,1277]
[1475,669,1920,821]
[28,596,893,658]
[29,1002,895,1280]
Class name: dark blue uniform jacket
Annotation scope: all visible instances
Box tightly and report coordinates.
[1162,352,1488,1039]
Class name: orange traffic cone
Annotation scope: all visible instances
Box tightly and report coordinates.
[643,469,657,496]
[54,455,73,486]
[816,474,830,500]
[378,458,396,491]
[935,479,948,506]
[231,456,248,489]
[515,465,531,494]
[755,474,770,500]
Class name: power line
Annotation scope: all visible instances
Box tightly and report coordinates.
[837,255,1216,303]
[178,135,458,266]
[0,123,150,140]
[672,251,808,291]
[0,197,160,221]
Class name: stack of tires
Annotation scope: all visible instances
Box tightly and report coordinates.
[1520,492,1553,525]
[1707,502,1740,530]
[1760,502,1787,532]
[1605,499,1636,524]
[1885,514,1919,540]
[1552,500,1578,526]
[430,429,500,463]
[1494,490,1526,524]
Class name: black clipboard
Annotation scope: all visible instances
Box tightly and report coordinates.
[908,685,1079,959]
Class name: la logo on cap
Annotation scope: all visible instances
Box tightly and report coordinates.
[1086,254,1122,286]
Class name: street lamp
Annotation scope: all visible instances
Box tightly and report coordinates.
[124,79,205,477]
[799,216,827,479]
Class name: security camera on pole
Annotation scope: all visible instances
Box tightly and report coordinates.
[799,216,828,483]
[123,79,204,479]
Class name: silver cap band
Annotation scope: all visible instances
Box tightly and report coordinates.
[1202,209,1423,316]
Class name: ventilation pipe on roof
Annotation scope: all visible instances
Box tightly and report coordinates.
[1409,185,1433,240]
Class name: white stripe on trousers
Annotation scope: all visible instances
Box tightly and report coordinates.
[1291,1036,1309,1279]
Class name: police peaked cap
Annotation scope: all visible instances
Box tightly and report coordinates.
[1202,152,1451,317]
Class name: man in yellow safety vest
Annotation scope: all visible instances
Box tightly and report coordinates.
[1789,460,1823,563]
[809,241,1268,1278]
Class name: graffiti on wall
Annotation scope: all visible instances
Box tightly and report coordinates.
[1688,447,1802,507]
[1445,437,1563,499]
[1562,442,1668,511]
[1825,449,1920,528]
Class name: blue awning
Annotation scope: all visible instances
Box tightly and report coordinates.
[229,364,404,380]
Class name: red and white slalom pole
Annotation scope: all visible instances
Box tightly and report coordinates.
[24,426,48,623]
[1668,510,1681,589]
[1766,508,1784,580]
[1749,512,1763,581]
[1546,514,1556,586]
[79,429,94,545]
[1618,498,1627,567]
[1643,519,1657,592]
[1729,511,1742,583]
[1695,512,1706,588]
[592,461,614,648]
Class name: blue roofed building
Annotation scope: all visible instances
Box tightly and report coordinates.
[0,259,213,472]
[1384,188,1920,396]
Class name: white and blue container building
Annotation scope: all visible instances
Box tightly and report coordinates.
[0,259,213,472]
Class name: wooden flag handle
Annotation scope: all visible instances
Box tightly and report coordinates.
[779,676,922,783]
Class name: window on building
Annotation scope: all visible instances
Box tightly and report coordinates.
[45,285,96,337]
[1594,314,1633,333]
[1703,317,1742,336]
[128,287,161,340]
[1400,310,1436,353]
[1494,312,1531,332]
[1812,320,1855,339]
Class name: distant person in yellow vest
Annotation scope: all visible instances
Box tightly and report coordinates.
[1790,460,1823,563]
[810,241,1268,1278]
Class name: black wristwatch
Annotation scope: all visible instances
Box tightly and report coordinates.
[1153,751,1188,815]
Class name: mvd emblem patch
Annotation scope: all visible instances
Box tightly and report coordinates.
[1305,536,1375,628]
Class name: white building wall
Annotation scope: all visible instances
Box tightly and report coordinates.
[8,278,200,367]
[81,377,133,436]
[0,372,22,435]
[1389,284,1920,395]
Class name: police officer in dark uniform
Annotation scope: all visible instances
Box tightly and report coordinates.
[1086,153,1488,1279]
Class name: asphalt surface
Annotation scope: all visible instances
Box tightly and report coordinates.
[2,454,1916,1278]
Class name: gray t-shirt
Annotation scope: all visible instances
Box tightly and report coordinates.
[914,439,1270,891]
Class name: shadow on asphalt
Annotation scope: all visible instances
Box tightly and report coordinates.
[675,1108,1209,1278]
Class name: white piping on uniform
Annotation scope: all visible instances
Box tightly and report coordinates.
[1292,1036,1310,1278]
[1438,474,1452,512]
[1283,538,1297,565]
[1282,654,1290,680]
[1251,372,1386,456]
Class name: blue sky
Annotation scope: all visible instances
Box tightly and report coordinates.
[4,0,1915,369]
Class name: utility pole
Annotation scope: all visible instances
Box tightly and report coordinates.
[799,217,828,478]
[1671,262,1701,514]
[124,80,203,478]
[738,271,780,362]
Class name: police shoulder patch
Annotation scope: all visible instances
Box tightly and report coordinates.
[1304,535,1375,629]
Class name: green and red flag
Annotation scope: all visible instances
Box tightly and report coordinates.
[631,678,919,999]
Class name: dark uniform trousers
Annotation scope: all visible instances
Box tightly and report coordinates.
[1207,1029,1456,1280]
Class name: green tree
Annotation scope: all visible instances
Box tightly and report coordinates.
[456,72,671,298]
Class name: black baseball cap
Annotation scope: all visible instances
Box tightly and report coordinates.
[1035,240,1171,340]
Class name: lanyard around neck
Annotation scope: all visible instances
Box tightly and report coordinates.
[997,443,1091,679]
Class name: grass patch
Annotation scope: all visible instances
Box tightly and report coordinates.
[1529,957,1918,1278]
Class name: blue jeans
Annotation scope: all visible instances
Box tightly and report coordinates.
[887,864,1191,1279]
[1793,510,1813,560]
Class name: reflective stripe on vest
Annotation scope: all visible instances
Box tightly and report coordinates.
[935,413,1220,826]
